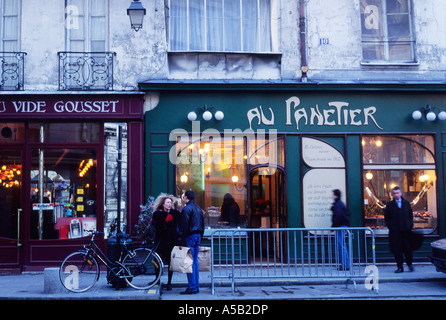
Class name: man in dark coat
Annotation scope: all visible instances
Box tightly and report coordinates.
[331,189,350,270]
[384,186,414,273]
[179,190,205,294]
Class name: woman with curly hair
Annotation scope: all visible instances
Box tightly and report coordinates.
[152,194,181,290]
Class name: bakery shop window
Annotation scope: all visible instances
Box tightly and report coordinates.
[362,135,437,234]
[175,136,248,228]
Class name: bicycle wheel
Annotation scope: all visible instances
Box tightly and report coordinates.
[59,251,100,293]
[122,248,163,290]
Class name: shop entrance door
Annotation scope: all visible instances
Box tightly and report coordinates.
[249,166,286,229]
[0,149,24,271]
[249,166,287,260]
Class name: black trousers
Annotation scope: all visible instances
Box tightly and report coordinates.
[389,230,413,268]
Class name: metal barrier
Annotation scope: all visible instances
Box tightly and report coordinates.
[210,227,377,294]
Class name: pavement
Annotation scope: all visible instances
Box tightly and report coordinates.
[0,262,445,301]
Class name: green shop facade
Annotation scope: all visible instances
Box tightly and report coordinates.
[140,82,446,260]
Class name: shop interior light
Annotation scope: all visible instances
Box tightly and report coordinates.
[79,159,95,178]
[0,164,21,187]
[180,173,188,184]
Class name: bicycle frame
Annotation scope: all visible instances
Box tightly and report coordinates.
[82,232,161,279]
[81,233,128,278]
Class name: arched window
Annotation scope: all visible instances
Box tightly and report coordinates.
[362,135,437,234]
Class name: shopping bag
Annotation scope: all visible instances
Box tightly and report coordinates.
[198,246,212,271]
[170,246,193,273]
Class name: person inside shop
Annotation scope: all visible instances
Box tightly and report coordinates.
[331,189,350,271]
[220,193,240,227]
[152,194,181,291]
[179,190,205,295]
[384,186,414,273]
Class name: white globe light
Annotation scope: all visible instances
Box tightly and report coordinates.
[202,110,212,121]
[438,111,446,120]
[215,111,224,121]
[187,111,197,121]
[426,111,436,122]
[412,110,422,120]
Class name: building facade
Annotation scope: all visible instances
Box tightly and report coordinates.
[140,0,446,261]
[0,0,445,271]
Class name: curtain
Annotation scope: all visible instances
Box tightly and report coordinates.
[189,0,204,50]
[90,0,106,52]
[206,0,223,51]
[2,0,19,51]
[170,0,188,50]
[170,0,273,52]
[66,0,107,52]
[223,0,241,51]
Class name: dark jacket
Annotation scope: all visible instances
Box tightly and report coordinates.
[331,198,350,227]
[152,209,181,261]
[178,200,205,243]
[384,198,413,232]
[221,200,240,227]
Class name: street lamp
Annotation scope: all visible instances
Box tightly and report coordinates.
[127,0,146,32]
[412,105,446,122]
[186,105,224,122]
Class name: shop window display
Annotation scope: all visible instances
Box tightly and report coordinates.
[175,137,248,228]
[362,135,437,234]
[174,135,285,229]
[30,148,97,239]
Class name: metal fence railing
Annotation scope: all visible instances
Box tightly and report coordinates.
[57,51,116,91]
[210,227,377,295]
[0,52,26,91]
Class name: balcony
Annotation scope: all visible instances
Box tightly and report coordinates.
[58,52,116,91]
[0,52,27,91]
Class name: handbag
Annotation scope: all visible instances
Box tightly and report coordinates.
[198,246,212,271]
[170,246,193,273]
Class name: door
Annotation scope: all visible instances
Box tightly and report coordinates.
[0,149,23,271]
[249,166,286,229]
[249,166,287,259]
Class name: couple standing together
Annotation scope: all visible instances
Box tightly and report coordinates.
[152,190,204,294]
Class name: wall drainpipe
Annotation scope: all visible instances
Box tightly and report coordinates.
[299,0,308,82]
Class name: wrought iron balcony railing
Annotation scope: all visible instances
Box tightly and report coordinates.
[0,52,26,91]
[58,51,116,91]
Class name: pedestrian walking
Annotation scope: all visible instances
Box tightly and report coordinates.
[331,189,350,271]
[179,190,205,294]
[384,186,414,273]
[152,194,181,290]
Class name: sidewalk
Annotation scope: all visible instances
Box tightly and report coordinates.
[0,263,444,300]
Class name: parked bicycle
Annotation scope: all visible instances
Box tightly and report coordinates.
[59,231,163,293]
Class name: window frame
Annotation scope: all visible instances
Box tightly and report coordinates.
[64,0,109,52]
[0,0,21,51]
[360,0,416,65]
[361,134,438,235]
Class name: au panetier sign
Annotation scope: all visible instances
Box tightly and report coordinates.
[0,94,144,120]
